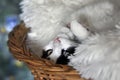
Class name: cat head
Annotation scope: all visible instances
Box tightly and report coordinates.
[41,21,93,65]
[41,37,77,64]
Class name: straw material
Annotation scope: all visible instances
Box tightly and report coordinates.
[7,22,88,80]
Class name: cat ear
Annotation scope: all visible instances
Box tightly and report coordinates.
[70,20,89,40]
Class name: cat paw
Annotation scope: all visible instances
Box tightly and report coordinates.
[70,20,89,40]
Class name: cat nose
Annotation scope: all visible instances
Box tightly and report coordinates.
[54,37,61,43]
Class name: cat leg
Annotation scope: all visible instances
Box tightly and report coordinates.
[70,20,90,41]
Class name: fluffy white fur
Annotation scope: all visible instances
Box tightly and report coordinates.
[20,0,89,46]
[20,0,120,80]
[68,21,120,80]
[20,0,120,55]
[70,20,90,40]
[70,37,120,80]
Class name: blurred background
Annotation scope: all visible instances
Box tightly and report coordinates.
[0,0,34,80]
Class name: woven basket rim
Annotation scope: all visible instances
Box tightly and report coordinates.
[7,22,87,80]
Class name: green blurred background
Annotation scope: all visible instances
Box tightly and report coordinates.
[0,0,34,80]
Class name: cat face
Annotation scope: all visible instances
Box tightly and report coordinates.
[42,37,77,64]
[41,21,91,64]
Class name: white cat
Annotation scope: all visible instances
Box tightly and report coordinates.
[20,0,120,56]
[42,20,91,64]
[20,0,120,80]
[42,21,120,80]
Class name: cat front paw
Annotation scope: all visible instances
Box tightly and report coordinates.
[70,20,90,41]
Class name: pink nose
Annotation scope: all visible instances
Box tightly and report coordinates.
[54,37,61,43]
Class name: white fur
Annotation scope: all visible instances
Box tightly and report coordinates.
[70,20,89,40]
[20,0,91,55]
[20,0,120,44]
[20,0,92,46]
[20,0,120,80]
[19,0,118,55]
[69,23,120,80]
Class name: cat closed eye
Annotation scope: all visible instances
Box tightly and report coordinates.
[47,49,53,56]
[42,49,53,59]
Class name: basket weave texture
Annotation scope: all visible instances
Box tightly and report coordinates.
[7,22,87,80]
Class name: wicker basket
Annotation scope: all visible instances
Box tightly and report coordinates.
[7,22,87,80]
